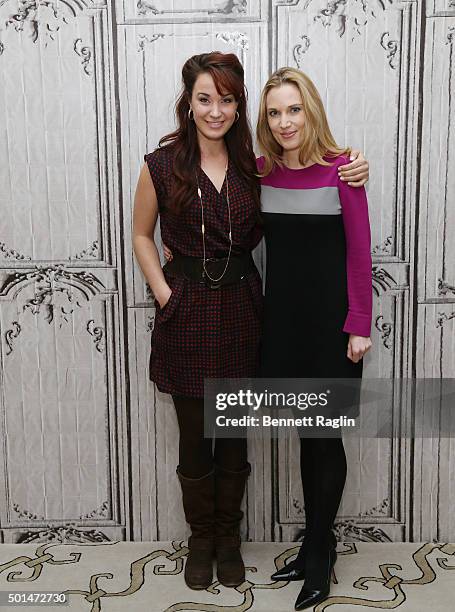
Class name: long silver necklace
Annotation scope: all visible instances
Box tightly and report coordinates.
[197,160,233,283]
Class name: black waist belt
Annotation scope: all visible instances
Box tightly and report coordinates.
[163,252,255,289]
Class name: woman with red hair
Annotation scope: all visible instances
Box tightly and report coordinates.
[133,52,369,593]
[133,52,263,591]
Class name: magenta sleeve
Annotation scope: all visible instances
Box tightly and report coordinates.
[338,179,373,337]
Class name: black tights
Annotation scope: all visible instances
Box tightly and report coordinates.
[172,396,248,478]
[299,437,347,547]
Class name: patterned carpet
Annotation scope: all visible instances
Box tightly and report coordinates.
[0,541,454,611]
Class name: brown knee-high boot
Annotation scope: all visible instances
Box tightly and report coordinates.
[176,467,215,590]
[214,462,251,587]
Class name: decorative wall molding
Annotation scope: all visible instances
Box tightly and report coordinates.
[372,267,398,296]
[215,30,249,50]
[291,497,304,516]
[438,278,455,296]
[333,522,393,542]
[136,0,159,15]
[364,498,390,517]
[381,32,399,69]
[216,0,248,13]
[74,38,92,76]
[19,268,102,325]
[69,240,99,261]
[86,319,105,353]
[0,241,31,261]
[17,526,111,544]
[372,235,393,255]
[447,25,455,46]
[146,314,154,332]
[136,0,248,17]
[436,312,455,328]
[312,0,394,41]
[292,498,391,522]
[2,0,77,46]
[375,315,393,349]
[13,503,45,521]
[137,32,165,51]
[293,34,311,67]
[80,501,110,520]
[4,320,21,355]
[145,284,153,302]
[0,265,105,329]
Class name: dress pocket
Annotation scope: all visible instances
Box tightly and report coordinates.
[154,277,184,323]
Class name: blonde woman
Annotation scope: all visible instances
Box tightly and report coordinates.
[257,68,372,610]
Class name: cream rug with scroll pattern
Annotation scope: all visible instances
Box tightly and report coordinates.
[0,541,454,611]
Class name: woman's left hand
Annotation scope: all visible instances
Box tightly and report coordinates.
[162,242,173,261]
[347,335,372,363]
[338,149,369,187]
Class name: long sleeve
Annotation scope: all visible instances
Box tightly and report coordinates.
[338,179,372,337]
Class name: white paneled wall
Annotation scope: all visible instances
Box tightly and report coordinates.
[0,0,454,543]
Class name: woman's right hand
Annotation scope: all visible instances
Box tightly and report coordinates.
[162,242,173,261]
[155,285,172,310]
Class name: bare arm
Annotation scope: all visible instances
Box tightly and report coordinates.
[132,163,172,308]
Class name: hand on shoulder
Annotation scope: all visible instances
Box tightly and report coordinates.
[338,149,369,187]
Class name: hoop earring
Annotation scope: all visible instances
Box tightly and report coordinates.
[188,108,194,121]
[235,111,239,122]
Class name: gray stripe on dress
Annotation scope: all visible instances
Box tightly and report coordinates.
[261,185,341,215]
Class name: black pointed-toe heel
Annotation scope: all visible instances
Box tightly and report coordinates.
[272,532,337,582]
[294,547,337,610]
[270,547,306,581]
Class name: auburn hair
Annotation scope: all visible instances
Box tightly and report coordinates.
[256,67,350,176]
[158,52,260,213]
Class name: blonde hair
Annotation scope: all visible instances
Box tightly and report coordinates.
[256,67,349,176]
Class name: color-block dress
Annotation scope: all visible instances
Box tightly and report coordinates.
[144,146,263,398]
[257,155,372,391]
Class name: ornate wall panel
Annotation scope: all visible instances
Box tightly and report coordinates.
[414,304,455,541]
[418,17,455,302]
[117,0,264,23]
[0,0,127,543]
[0,0,117,266]
[414,18,455,542]
[0,267,126,542]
